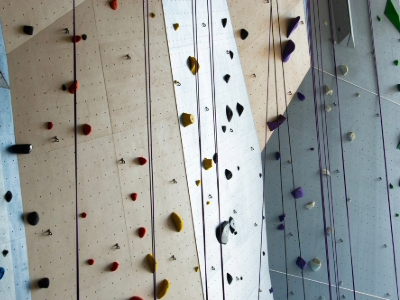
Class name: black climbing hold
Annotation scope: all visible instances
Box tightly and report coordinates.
[279,214,286,222]
[62,84,67,91]
[228,50,234,59]
[27,211,39,226]
[269,287,274,294]
[275,152,281,160]
[213,153,218,164]
[223,74,231,83]
[227,273,233,284]
[216,221,230,244]
[0,267,4,280]
[234,231,237,235]
[259,173,262,178]
[222,18,228,28]
[229,217,236,234]
[222,126,226,132]
[287,16,300,38]
[38,277,50,288]
[8,144,32,154]
[240,276,243,280]
[237,166,240,170]
[2,250,8,257]
[236,103,244,116]
[225,169,232,180]
[263,251,266,256]
[226,105,233,122]
[240,29,249,40]
[5,191,12,202]
[23,26,34,35]
[82,34,88,40]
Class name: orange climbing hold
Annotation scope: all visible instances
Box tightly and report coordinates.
[71,35,82,43]
[68,81,79,94]
[131,193,138,201]
[130,297,144,300]
[110,0,118,10]
[111,261,119,271]
[82,124,92,136]
[88,259,95,265]
[139,157,147,165]
[138,227,147,238]
[81,212,87,218]
[47,122,53,130]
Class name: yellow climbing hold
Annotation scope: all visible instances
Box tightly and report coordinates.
[196,180,201,186]
[147,254,158,273]
[173,23,179,30]
[150,13,156,18]
[171,212,184,232]
[206,201,211,205]
[182,113,195,127]
[203,158,213,170]
[195,266,200,272]
[157,279,171,299]
[188,56,200,75]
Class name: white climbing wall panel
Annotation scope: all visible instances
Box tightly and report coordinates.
[163,0,273,299]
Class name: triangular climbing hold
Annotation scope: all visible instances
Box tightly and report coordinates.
[267,115,286,131]
[282,40,295,62]
[325,104,331,112]
[287,16,300,38]
[277,224,285,230]
[173,23,179,31]
[279,214,286,222]
[188,56,200,75]
[68,81,79,94]
[296,257,307,270]
[170,212,184,232]
[147,254,158,273]
[390,183,394,189]
[324,85,333,95]
[225,169,232,180]
[297,92,306,101]
[110,0,118,10]
[226,105,233,122]
[196,180,201,186]
[223,74,231,83]
[339,65,349,76]
[227,273,233,284]
[291,187,305,199]
[222,126,226,132]
[321,169,331,176]
[222,18,228,28]
[236,103,244,116]
[385,0,400,33]
[240,29,249,40]
[157,279,171,299]
[216,221,230,244]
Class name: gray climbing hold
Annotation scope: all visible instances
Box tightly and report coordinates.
[282,40,295,62]
[226,105,233,122]
[229,217,236,234]
[287,16,301,38]
[224,74,231,83]
[38,277,50,288]
[0,267,4,280]
[339,65,349,76]
[240,29,249,40]
[324,85,333,95]
[227,273,233,284]
[5,191,12,202]
[305,202,315,210]
[325,104,331,112]
[291,187,305,199]
[225,169,232,180]
[236,103,244,116]
[216,221,230,244]
[23,26,34,35]
[27,211,39,226]
[297,92,306,101]
[348,132,356,141]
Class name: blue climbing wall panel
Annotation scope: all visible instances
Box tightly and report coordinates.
[0,17,31,300]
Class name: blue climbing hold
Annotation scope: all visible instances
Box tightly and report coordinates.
[269,287,274,294]
[275,152,281,160]
[0,267,5,280]
[297,92,306,101]
[282,40,295,62]
[267,115,286,131]
[291,187,305,199]
[287,16,301,38]
[277,224,285,230]
[296,257,307,270]
[279,214,286,222]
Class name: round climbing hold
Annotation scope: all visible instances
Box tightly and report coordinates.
[82,124,92,136]
[130,297,144,300]
[47,122,54,130]
[68,81,79,94]
[81,212,87,218]
[88,259,95,265]
[5,191,12,202]
[131,193,138,201]
[138,157,147,165]
[0,267,5,280]
[2,250,8,257]
[27,211,40,226]
[138,227,147,238]
[110,0,118,10]
[310,258,322,271]
[348,132,356,141]
[396,213,399,217]
[240,29,249,40]
[38,277,50,288]
[82,34,88,40]
[110,261,119,271]
[206,201,211,205]
[150,12,156,18]
[71,35,82,43]
[297,92,306,101]
[62,84,67,91]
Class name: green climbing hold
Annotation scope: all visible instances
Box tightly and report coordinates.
[396,213,400,217]
[390,183,394,189]
[377,16,382,21]
[397,141,400,149]
[395,60,399,66]
[398,84,400,91]
[385,0,400,33]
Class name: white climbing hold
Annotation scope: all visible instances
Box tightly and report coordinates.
[325,104,331,112]
[356,93,361,97]
[321,169,330,176]
[305,202,315,210]
[310,258,322,271]
[327,227,334,236]
[348,132,356,141]
[339,65,349,76]
[324,85,333,95]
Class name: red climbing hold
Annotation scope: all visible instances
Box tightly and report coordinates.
[131,193,138,201]
[81,212,87,218]
[138,227,147,238]
[88,259,95,265]
[111,261,119,271]
[110,0,118,10]
[71,35,82,43]
[138,157,147,165]
[130,297,144,300]
[68,81,79,94]
[82,124,92,136]
[47,122,53,130]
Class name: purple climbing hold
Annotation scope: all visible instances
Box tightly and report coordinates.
[297,92,306,101]
[296,256,307,270]
[291,187,305,199]
[287,16,301,38]
[279,214,286,222]
[269,287,274,294]
[277,224,285,230]
[282,40,295,62]
[275,152,281,160]
[267,115,286,131]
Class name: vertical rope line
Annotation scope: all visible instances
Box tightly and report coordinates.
[366,1,400,298]
[304,0,334,298]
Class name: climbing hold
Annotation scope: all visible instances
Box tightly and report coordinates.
[81,212,87,218]
[170,212,184,232]
[310,258,322,271]
[395,60,399,66]
[225,169,232,180]
[223,74,231,83]
[71,36,82,43]
[131,193,138,201]
[229,217,236,234]
[291,187,305,199]
[397,213,400,217]
[240,29,249,40]
[38,278,50,288]
[348,132,356,141]
[339,65,349,76]
[130,297,144,300]
[296,257,307,270]
[226,105,233,122]
[397,84,400,91]
[147,254,158,273]
[62,84,67,91]
[0,267,4,280]
[236,103,244,116]
[138,157,147,165]
[47,122,54,130]
[173,23,179,31]
[23,26,34,35]
[321,169,331,176]
[377,15,382,21]
[88,259,95,265]
[206,201,211,205]
[287,16,301,37]
[327,227,334,236]
[222,18,228,27]
[2,250,8,257]
[282,40,295,62]
[216,221,230,244]
[305,202,316,210]
[110,262,119,271]
[8,144,33,154]
[297,92,306,101]
[390,183,394,189]
[356,93,361,97]
[82,124,92,136]
[267,115,287,131]
[27,211,39,226]
[222,126,227,132]
[138,227,147,238]
[157,279,171,299]
[150,13,156,18]
[203,158,213,170]
[181,113,195,127]
[110,0,118,10]
[275,152,281,160]
[68,81,79,94]
[196,180,201,186]
[228,50,234,59]
[269,287,274,294]
[279,214,286,222]
[213,153,218,164]
[82,34,88,40]
[5,191,12,202]
[325,104,331,112]
[385,0,400,33]
[324,85,333,95]
[227,273,233,284]
[277,224,285,230]
[188,56,200,75]
[195,266,200,272]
